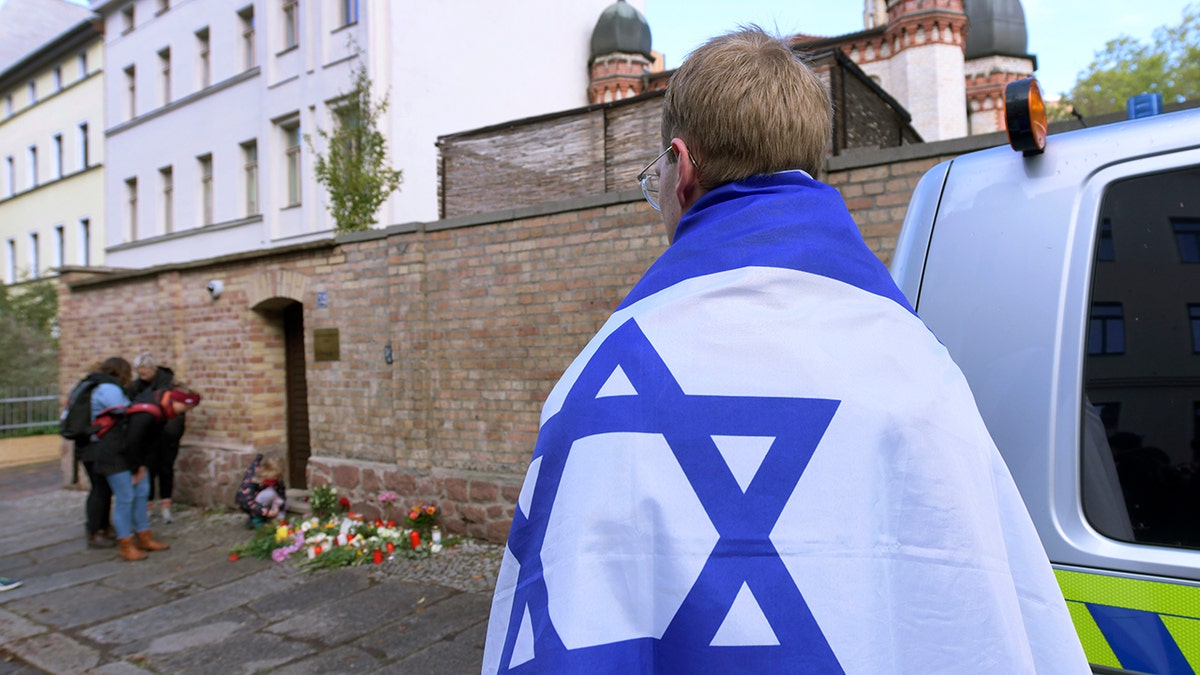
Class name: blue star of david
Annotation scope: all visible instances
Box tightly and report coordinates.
[496,318,844,673]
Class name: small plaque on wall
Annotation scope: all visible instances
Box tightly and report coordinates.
[313,328,340,362]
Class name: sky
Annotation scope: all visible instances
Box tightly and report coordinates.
[642,0,1196,98]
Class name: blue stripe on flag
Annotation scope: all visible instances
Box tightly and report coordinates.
[620,173,912,314]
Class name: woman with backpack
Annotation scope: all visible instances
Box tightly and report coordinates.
[67,356,134,550]
[84,386,201,561]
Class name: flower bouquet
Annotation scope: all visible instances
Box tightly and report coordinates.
[231,491,455,570]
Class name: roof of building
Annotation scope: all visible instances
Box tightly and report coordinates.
[964,0,1030,59]
[0,0,92,74]
[590,0,652,61]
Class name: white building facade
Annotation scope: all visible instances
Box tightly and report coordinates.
[0,15,105,284]
[95,0,644,269]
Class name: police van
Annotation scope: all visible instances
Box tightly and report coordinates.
[891,81,1200,674]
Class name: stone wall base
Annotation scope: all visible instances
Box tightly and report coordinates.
[170,446,519,544]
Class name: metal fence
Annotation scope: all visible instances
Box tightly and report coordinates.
[0,386,60,436]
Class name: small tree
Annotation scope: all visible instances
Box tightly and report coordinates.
[1063,4,1200,118]
[0,280,59,388]
[308,60,402,232]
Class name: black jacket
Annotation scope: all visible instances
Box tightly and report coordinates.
[129,368,186,464]
[83,400,171,476]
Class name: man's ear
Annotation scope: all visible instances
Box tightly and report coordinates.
[670,138,703,212]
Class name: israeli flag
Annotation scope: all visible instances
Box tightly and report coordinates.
[483,174,1087,674]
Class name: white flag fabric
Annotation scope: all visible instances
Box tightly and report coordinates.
[483,173,1088,674]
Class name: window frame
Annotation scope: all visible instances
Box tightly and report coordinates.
[198,154,214,225]
[242,139,259,216]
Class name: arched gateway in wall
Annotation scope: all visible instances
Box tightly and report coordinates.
[248,270,312,488]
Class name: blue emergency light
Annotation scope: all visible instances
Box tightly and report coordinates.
[1127,93,1163,119]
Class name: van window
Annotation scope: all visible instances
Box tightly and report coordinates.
[1082,165,1200,548]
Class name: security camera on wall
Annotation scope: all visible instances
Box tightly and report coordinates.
[206,280,224,299]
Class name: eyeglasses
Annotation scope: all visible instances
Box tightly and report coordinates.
[636,146,700,211]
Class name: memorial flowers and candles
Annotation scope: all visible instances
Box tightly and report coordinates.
[230,489,452,570]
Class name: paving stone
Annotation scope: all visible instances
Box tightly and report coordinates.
[7,632,100,674]
[81,567,299,644]
[108,607,260,658]
[0,649,45,675]
[265,581,453,647]
[270,646,383,674]
[353,591,491,660]
[248,566,370,615]
[375,639,484,675]
[5,579,169,630]
[149,631,316,675]
[88,661,154,675]
[0,609,46,643]
[0,559,127,605]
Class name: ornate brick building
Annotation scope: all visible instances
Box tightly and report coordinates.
[586,0,1037,140]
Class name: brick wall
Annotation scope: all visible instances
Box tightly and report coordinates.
[59,194,665,542]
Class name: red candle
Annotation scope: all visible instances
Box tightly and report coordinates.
[373,549,384,564]
[386,542,395,553]
[409,531,421,549]
[228,553,239,562]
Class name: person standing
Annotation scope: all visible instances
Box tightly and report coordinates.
[129,352,185,523]
[86,386,201,561]
[483,27,1089,674]
[77,356,134,549]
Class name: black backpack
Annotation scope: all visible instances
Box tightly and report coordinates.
[60,378,101,443]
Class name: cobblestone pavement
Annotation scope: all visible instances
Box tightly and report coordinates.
[0,462,504,674]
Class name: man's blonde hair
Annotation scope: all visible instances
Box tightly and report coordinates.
[662,26,831,186]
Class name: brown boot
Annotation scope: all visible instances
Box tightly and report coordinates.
[135,530,169,551]
[118,537,147,561]
[87,531,116,549]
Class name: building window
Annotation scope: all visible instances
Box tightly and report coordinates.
[283,121,301,206]
[1191,305,1200,354]
[283,0,299,49]
[339,0,357,26]
[1087,303,1125,356]
[27,80,36,104]
[54,225,65,269]
[1175,219,1200,263]
[159,48,171,105]
[156,0,169,14]
[240,6,256,69]
[27,146,37,188]
[197,28,211,88]
[53,134,63,179]
[78,218,90,266]
[121,4,135,33]
[242,139,259,215]
[199,154,214,225]
[4,94,12,117]
[5,239,15,284]
[126,177,138,240]
[4,156,13,196]
[53,66,63,92]
[78,51,88,78]
[78,123,89,169]
[124,65,136,119]
[28,233,39,279]
[160,166,174,232]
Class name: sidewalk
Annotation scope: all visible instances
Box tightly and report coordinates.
[0,461,503,674]
[0,434,63,469]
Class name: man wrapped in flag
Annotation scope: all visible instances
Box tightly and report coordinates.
[484,27,1089,674]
